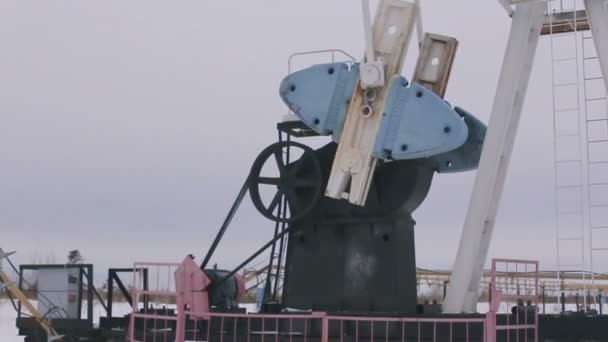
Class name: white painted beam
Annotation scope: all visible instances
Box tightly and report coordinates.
[584,0,608,93]
[326,0,418,206]
[414,0,424,47]
[498,0,515,16]
[361,0,376,64]
[443,1,546,313]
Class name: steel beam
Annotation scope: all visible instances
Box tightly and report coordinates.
[498,0,515,16]
[200,178,250,270]
[443,1,545,313]
[584,0,608,93]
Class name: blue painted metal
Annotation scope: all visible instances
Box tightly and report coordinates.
[280,63,358,140]
[373,77,468,160]
[280,62,487,171]
[429,107,486,173]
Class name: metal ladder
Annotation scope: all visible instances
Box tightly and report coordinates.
[549,1,588,308]
[582,27,608,309]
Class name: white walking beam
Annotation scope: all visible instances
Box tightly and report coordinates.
[414,0,424,48]
[326,0,418,206]
[443,1,545,313]
[584,0,608,92]
[361,0,376,64]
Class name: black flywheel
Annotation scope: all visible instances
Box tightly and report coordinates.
[249,141,322,223]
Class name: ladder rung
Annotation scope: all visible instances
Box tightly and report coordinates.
[585,76,605,81]
[557,133,581,137]
[559,237,584,241]
[590,204,608,208]
[556,160,582,163]
[555,107,581,112]
[589,139,608,143]
[555,107,580,112]
[584,56,599,61]
[590,161,608,165]
[554,82,579,87]
[552,32,577,38]
[591,226,608,229]
[591,182,608,186]
[553,57,578,63]
[558,211,581,215]
[586,97,607,102]
[587,118,608,123]
[591,248,608,251]
[557,185,582,189]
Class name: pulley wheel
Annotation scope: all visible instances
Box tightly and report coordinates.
[249,141,322,223]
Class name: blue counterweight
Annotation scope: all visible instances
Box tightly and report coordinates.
[374,76,467,161]
[280,62,486,173]
[279,63,359,140]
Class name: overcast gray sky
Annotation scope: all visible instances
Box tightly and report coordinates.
[0,1,594,277]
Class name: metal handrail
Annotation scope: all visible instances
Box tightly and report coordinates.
[287,49,356,75]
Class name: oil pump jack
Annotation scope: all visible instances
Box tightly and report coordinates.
[6,1,608,341]
[201,0,608,316]
[200,0,487,315]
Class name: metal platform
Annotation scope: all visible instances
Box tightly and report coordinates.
[541,10,589,35]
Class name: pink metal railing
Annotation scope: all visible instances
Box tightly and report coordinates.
[324,315,487,342]
[486,258,540,342]
[183,311,327,342]
[128,258,540,342]
[129,261,182,342]
[183,311,487,342]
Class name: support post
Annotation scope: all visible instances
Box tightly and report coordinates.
[443,1,545,313]
[86,265,94,327]
[200,178,250,270]
[78,268,84,320]
[584,0,608,92]
[542,285,546,315]
[107,271,114,318]
[321,314,329,342]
